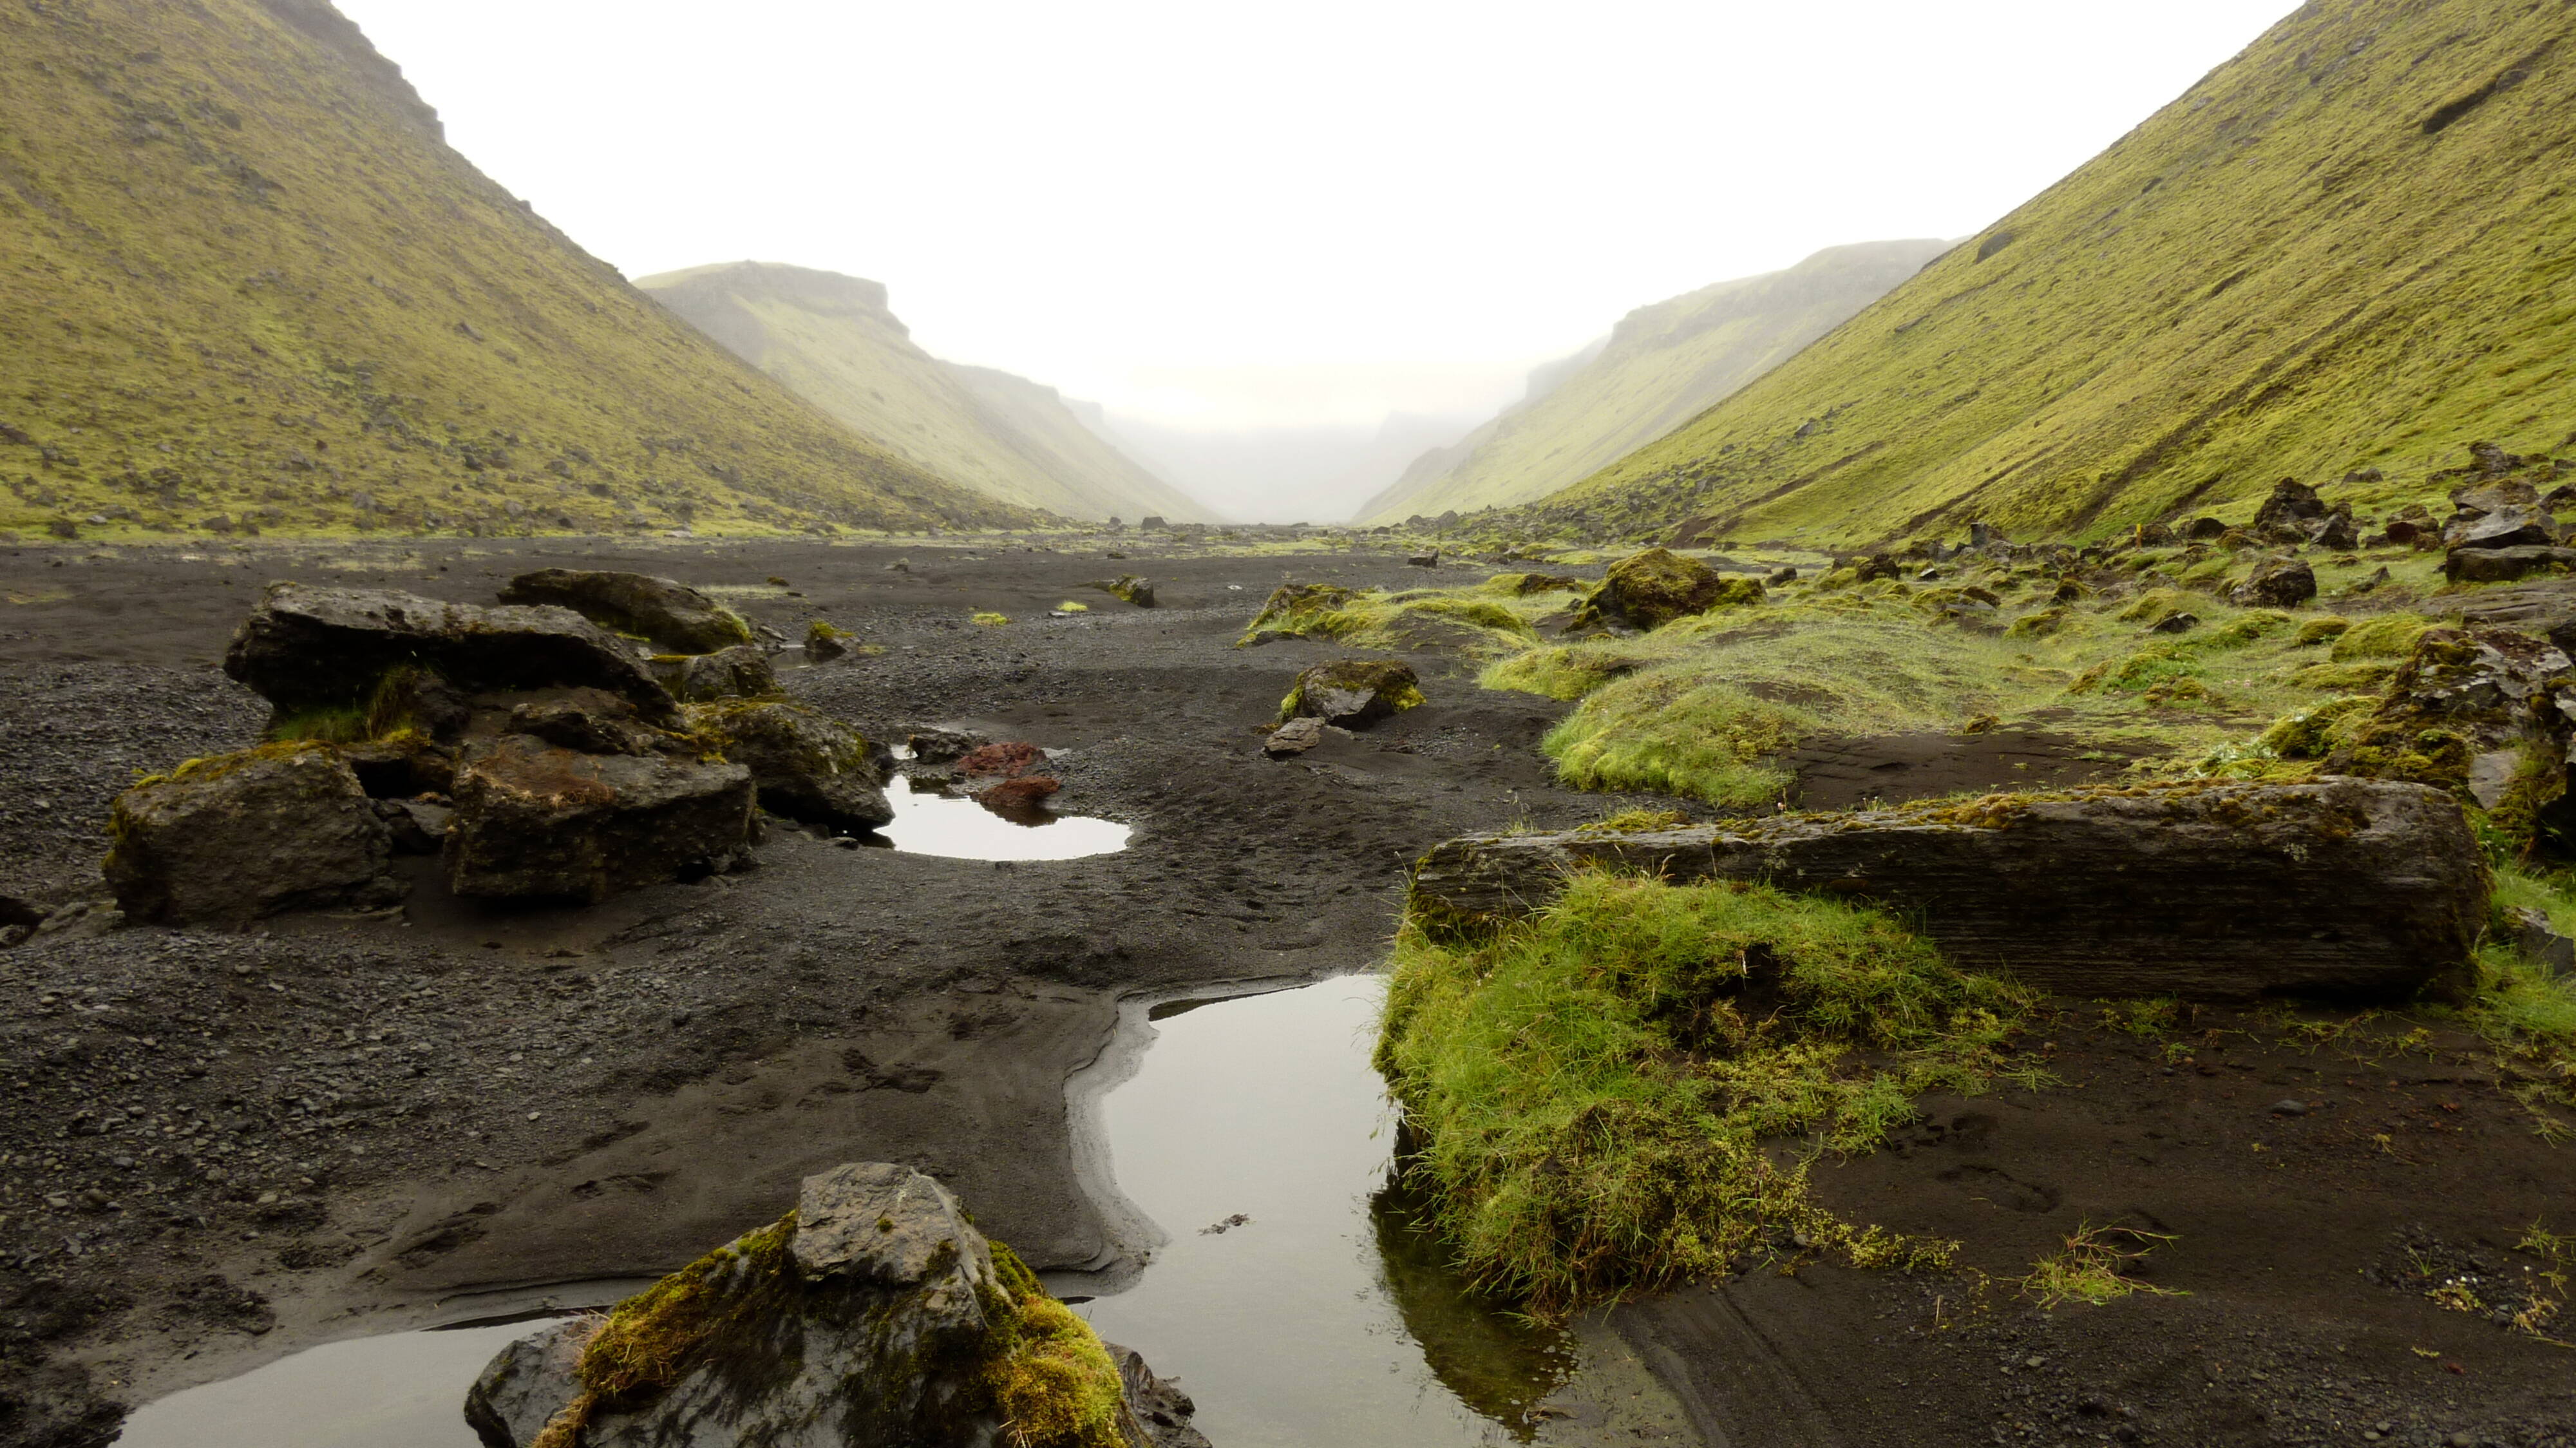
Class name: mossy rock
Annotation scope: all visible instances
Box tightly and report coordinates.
[1280,658,1425,727]
[1084,574,1157,608]
[1240,583,1362,645]
[2258,696,2378,759]
[1569,548,1739,631]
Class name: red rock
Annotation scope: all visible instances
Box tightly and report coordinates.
[958,741,1045,778]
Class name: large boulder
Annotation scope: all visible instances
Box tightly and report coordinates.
[2444,544,2576,584]
[1280,659,1423,728]
[105,745,405,924]
[225,584,676,723]
[2251,477,2327,533]
[2324,625,2571,795]
[648,644,777,703]
[1408,779,2485,1002]
[1569,548,1730,631]
[462,1163,1208,1448]
[497,569,752,654]
[444,737,754,902]
[688,701,893,832]
[2228,556,2317,608]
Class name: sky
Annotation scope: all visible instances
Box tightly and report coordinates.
[337,0,2295,435]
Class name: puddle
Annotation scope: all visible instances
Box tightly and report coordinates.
[1074,975,1572,1445]
[871,776,1130,861]
[116,1317,574,1447]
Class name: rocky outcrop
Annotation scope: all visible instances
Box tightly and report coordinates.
[224,584,676,723]
[497,569,752,654]
[105,745,405,924]
[2251,477,2325,535]
[688,701,893,833]
[1408,779,2485,1001]
[464,1162,1208,1448]
[2445,544,2576,584]
[649,644,778,703]
[1280,660,1423,728]
[444,737,755,901]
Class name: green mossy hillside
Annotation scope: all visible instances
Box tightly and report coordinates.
[1356,240,1949,524]
[0,0,1035,542]
[1536,0,2576,548]
[1376,871,2029,1313]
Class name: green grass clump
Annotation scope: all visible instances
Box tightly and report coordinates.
[972,611,1011,627]
[1376,870,2029,1312]
[1479,645,1644,701]
[0,2,1028,541]
[2331,613,2434,662]
[1544,672,1809,808]
[2020,1224,2185,1308]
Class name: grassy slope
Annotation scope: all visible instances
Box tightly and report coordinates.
[1539,0,2576,548]
[0,0,1027,541]
[1357,241,1948,525]
[638,262,1208,524]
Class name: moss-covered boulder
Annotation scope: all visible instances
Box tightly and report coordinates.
[1280,658,1425,728]
[1239,583,1360,645]
[463,1163,1208,1448]
[647,644,777,703]
[2228,555,2316,608]
[498,569,752,654]
[105,743,406,924]
[1568,548,1745,631]
[2323,625,2570,794]
[1084,574,1157,608]
[804,619,854,663]
[689,700,893,833]
[444,737,754,902]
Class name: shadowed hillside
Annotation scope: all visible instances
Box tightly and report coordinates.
[1357,241,1946,524]
[640,262,1209,523]
[1535,0,2576,548]
[0,0,1029,541]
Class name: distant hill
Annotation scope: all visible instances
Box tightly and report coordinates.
[0,0,1028,542]
[1535,0,2576,547]
[1094,411,1485,524]
[1356,242,1946,524]
[639,262,1207,523]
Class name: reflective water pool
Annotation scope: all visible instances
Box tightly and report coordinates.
[872,774,1131,861]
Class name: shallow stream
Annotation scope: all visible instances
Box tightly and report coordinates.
[113,977,1562,1445]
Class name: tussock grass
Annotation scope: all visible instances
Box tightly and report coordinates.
[1376,870,2031,1313]
[2020,1224,2185,1308]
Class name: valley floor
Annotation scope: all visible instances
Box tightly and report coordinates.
[0,535,2569,1448]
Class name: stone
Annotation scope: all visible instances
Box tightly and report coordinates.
[1240,582,1358,644]
[1085,574,1157,607]
[2508,907,2575,978]
[1507,573,1582,595]
[688,701,893,832]
[1407,549,1441,567]
[225,584,676,724]
[2444,545,2576,584]
[462,1163,1205,1448]
[1407,778,2486,1001]
[444,736,755,902]
[496,569,752,654]
[647,644,776,703]
[2269,1100,2309,1116]
[1570,548,1728,631]
[1280,658,1424,728]
[958,741,1047,779]
[375,798,453,855]
[2251,477,2326,532]
[980,776,1061,815]
[804,621,853,663]
[2230,557,2316,608]
[2147,611,2200,634]
[905,729,990,764]
[2325,626,2571,791]
[106,745,404,924]
[2309,509,2361,550]
[1264,716,1329,756]
[2447,507,2557,551]
[508,692,677,757]
[338,733,459,799]
[2182,516,2229,541]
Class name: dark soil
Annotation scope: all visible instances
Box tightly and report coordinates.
[3,535,2572,1448]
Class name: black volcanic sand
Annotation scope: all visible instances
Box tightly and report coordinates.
[3,535,2574,1448]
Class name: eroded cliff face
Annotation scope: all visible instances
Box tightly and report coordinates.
[639,262,1209,524]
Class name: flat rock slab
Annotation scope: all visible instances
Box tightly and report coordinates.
[1410,778,2484,1001]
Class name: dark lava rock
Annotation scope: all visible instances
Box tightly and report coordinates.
[1410,778,2486,1001]
[2324,626,2571,791]
[1280,659,1424,729]
[2309,508,2360,550]
[2507,906,2575,977]
[1571,548,1738,631]
[497,568,752,654]
[905,729,989,765]
[804,620,853,663]
[462,1162,1204,1448]
[2146,611,2200,634]
[339,732,459,798]
[2251,477,2327,532]
[2446,507,2558,552]
[444,736,754,902]
[105,745,404,924]
[2229,556,2317,608]
[647,644,777,703]
[2443,544,2576,583]
[1406,549,1440,567]
[225,584,676,723]
[689,700,893,832]
[1085,574,1157,607]
[507,691,681,757]
[375,797,453,855]
[2182,516,2228,540]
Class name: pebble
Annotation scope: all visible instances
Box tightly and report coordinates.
[2269,1099,2308,1116]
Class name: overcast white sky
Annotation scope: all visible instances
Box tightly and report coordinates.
[337,0,2294,431]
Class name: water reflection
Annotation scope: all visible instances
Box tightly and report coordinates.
[870,776,1130,861]
[1369,1177,1576,1438]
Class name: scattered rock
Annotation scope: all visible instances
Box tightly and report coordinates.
[2325,626,2570,791]
[905,729,990,764]
[1085,574,1157,607]
[646,644,777,703]
[375,797,454,855]
[1264,716,1347,756]
[1280,659,1424,729]
[2251,478,2326,533]
[1408,778,2486,1001]
[1407,549,1440,567]
[1240,582,1359,644]
[496,568,752,654]
[2230,557,2316,608]
[804,620,853,663]
[224,584,676,724]
[1569,548,1734,631]
[444,736,755,902]
[105,745,404,924]
[2147,611,2200,634]
[2443,544,2576,584]
[507,692,678,757]
[958,741,1047,779]
[2309,508,2360,550]
[462,1163,1204,1448]
[2182,517,2228,541]
[2269,1100,2310,1117]
[2508,906,2575,978]
[690,700,893,832]
[1507,573,1582,595]
[2447,508,2558,552]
